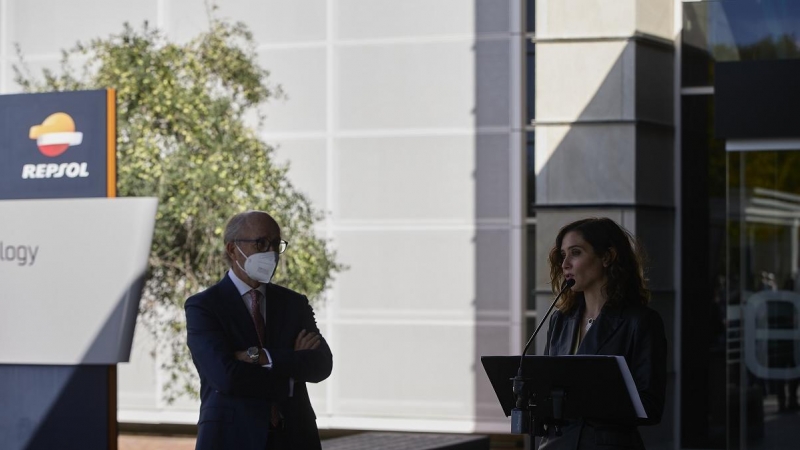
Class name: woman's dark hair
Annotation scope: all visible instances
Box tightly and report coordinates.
[547,217,650,312]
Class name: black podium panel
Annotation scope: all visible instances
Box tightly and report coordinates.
[0,365,113,450]
[482,355,642,422]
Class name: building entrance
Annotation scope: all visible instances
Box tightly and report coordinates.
[727,149,800,449]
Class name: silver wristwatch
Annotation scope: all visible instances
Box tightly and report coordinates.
[247,346,260,363]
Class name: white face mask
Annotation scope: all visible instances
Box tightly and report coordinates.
[236,245,278,284]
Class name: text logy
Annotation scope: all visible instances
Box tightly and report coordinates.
[0,242,39,266]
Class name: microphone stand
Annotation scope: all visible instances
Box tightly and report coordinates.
[511,279,575,441]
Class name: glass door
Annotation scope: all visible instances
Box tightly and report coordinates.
[728,149,800,449]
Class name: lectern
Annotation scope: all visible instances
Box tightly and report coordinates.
[0,198,157,450]
[0,88,143,450]
[481,355,646,438]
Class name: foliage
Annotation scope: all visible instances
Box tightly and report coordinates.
[14,17,342,403]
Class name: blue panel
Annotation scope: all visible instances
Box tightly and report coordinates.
[0,365,109,450]
[0,90,109,200]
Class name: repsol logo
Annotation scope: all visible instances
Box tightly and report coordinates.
[0,242,39,266]
[21,163,89,179]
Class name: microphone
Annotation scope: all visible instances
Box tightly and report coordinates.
[517,278,575,375]
[510,278,574,435]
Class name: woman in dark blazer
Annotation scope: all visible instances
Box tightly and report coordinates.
[540,218,667,450]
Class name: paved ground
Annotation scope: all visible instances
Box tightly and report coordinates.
[119,433,523,449]
[119,434,196,450]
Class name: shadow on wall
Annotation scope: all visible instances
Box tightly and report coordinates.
[468,0,520,435]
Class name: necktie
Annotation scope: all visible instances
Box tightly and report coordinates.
[249,289,266,347]
[249,289,282,428]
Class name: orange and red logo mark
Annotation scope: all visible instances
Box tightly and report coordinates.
[29,112,83,157]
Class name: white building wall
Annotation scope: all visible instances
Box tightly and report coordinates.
[0,0,524,434]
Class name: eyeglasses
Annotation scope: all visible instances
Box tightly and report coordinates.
[235,237,289,254]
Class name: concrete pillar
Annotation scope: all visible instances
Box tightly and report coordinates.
[533,0,675,443]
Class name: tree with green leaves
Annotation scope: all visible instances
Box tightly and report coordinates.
[14,17,342,403]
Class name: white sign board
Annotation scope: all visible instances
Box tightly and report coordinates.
[0,198,157,364]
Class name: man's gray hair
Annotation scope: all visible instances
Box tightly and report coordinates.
[222,212,251,266]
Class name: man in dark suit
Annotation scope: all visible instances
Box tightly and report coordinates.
[185,211,333,450]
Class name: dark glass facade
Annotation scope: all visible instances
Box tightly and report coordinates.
[681,94,728,448]
[682,1,800,448]
[683,0,800,86]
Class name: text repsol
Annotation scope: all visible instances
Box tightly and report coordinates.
[0,242,39,266]
[21,163,89,179]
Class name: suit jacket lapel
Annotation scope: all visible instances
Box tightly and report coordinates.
[579,303,624,355]
[563,308,580,356]
[552,302,581,356]
[219,275,262,347]
[265,283,288,347]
